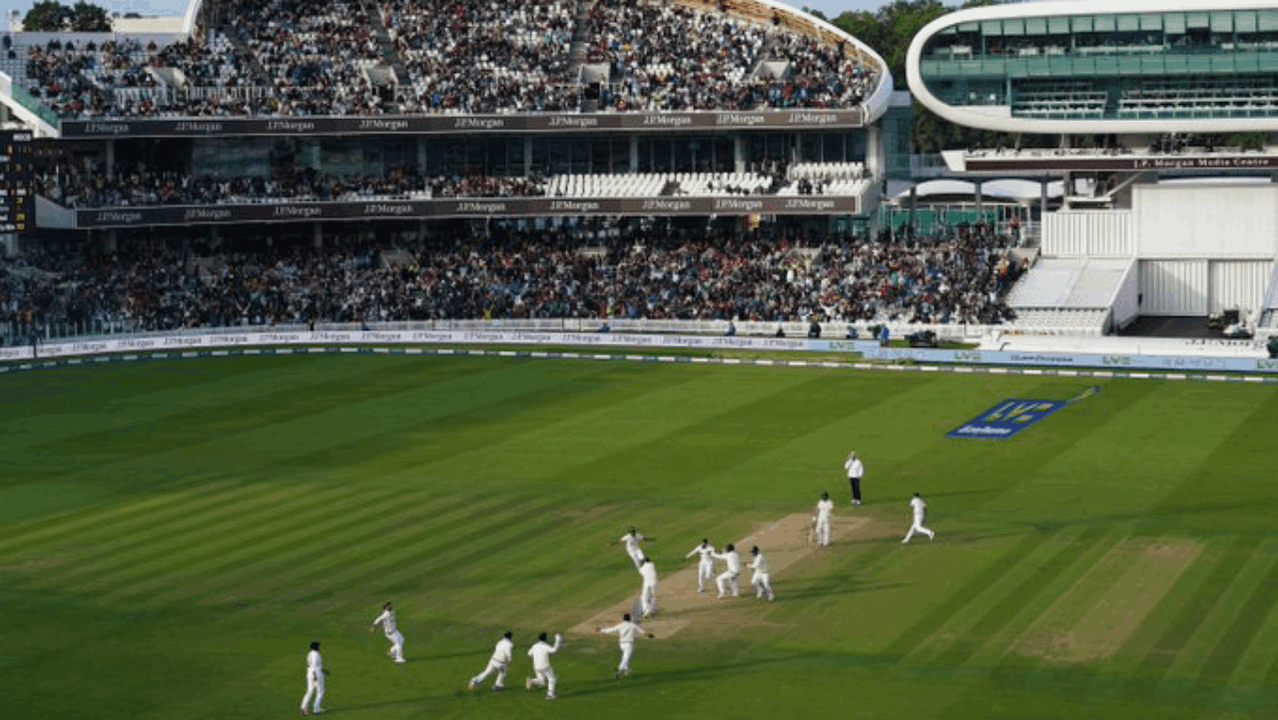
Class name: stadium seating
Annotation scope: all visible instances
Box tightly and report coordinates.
[9,0,881,118]
[0,226,1021,340]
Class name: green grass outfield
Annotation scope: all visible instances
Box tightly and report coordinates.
[2,354,1277,720]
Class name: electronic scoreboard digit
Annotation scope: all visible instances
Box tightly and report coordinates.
[0,130,33,233]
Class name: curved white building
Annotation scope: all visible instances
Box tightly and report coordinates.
[908,0,1278,134]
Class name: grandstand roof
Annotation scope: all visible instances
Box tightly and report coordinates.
[907,0,1278,134]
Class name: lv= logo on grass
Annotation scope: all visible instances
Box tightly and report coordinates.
[948,386,1101,440]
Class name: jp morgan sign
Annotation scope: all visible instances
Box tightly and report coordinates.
[60,110,866,138]
[74,194,869,228]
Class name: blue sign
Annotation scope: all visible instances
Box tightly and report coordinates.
[948,399,1067,440]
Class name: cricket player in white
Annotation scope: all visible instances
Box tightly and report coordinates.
[845,451,865,505]
[300,641,327,716]
[598,612,653,678]
[749,545,775,600]
[369,602,404,663]
[813,492,835,549]
[902,492,936,544]
[468,631,513,690]
[685,538,717,593]
[618,527,655,569]
[638,557,658,617]
[525,632,564,699]
[712,543,742,597]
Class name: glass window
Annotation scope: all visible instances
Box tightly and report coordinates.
[1187,12,1209,30]
[1074,16,1093,32]
[1048,17,1070,34]
[1003,18,1024,36]
[1236,11,1257,33]
[1211,12,1233,33]
[1117,15,1138,32]
[1260,10,1278,32]
[1094,16,1116,32]
[1140,14,1162,31]
[981,20,1001,35]
[1165,13,1186,33]
[1025,18,1046,35]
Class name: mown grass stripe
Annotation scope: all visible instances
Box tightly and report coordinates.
[930,527,1110,670]
[141,491,454,608]
[207,493,543,607]
[19,483,317,592]
[155,492,478,608]
[1192,547,1278,693]
[114,489,440,606]
[1122,534,1263,695]
[882,530,1051,663]
[284,495,576,608]
[339,501,636,618]
[896,527,1095,668]
[87,486,383,602]
[0,480,246,553]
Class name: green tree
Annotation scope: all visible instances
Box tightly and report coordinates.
[22,0,69,31]
[68,1,111,31]
[833,0,947,88]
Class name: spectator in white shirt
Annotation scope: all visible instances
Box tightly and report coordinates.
[638,557,659,618]
[749,545,775,600]
[598,612,653,678]
[369,601,405,663]
[685,538,717,594]
[712,543,742,598]
[525,632,564,699]
[845,451,865,505]
[618,527,655,569]
[902,493,936,544]
[813,492,835,549]
[301,640,327,716]
[468,631,514,691]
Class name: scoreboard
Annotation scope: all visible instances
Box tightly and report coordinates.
[0,130,32,233]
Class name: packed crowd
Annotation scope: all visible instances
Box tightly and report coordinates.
[226,0,391,116]
[37,166,552,207]
[19,0,880,118]
[2,226,1021,342]
[588,0,875,111]
[387,0,580,114]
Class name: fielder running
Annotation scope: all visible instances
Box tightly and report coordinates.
[468,631,514,691]
[369,602,405,663]
[598,612,653,678]
[618,527,656,569]
[902,492,936,544]
[525,632,564,700]
[712,543,742,597]
[685,538,717,594]
[813,492,835,549]
[638,557,658,618]
[300,641,327,716]
[749,545,775,600]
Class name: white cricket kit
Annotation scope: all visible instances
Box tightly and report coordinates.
[903,496,935,543]
[526,635,563,698]
[373,609,405,662]
[621,532,647,568]
[601,620,645,674]
[750,552,775,600]
[712,548,742,597]
[639,561,659,617]
[845,457,864,478]
[814,498,835,546]
[686,543,716,592]
[470,637,513,689]
[301,649,324,714]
